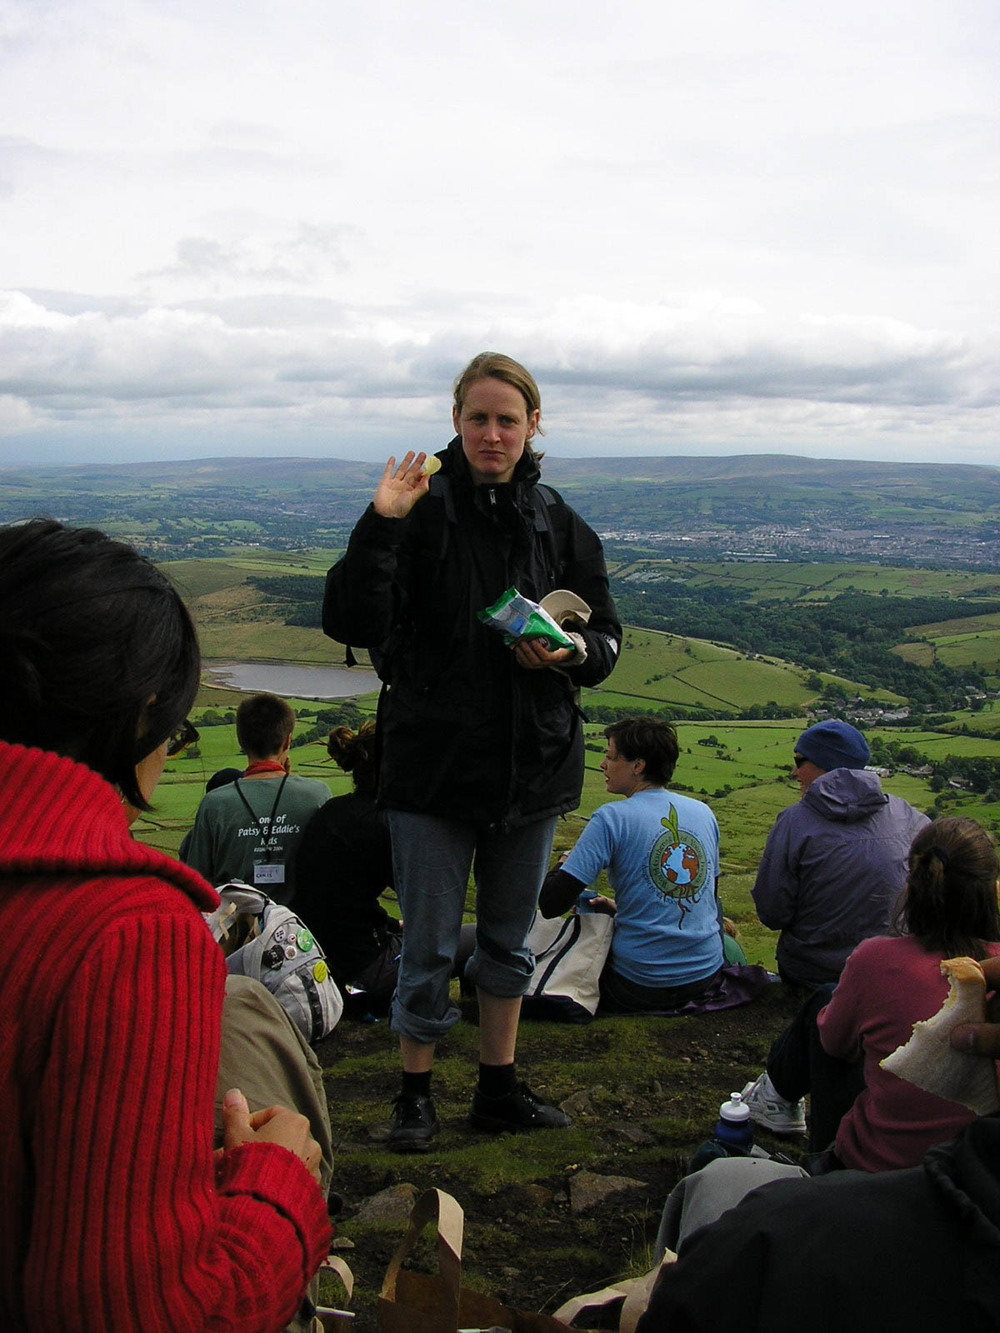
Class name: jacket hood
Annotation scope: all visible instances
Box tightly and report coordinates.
[802,766,889,823]
[0,740,218,911]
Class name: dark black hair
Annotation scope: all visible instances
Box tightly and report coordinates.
[327,720,377,795]
[0,518,200,810]
[894,817,1000,960]
[604,717,679,786]
[235,693,296,759]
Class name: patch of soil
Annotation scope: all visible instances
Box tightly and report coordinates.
[315,984,804,1330]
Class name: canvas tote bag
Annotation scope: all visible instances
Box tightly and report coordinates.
[520,911,614,1023]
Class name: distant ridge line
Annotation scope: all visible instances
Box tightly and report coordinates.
[3,452,999,484]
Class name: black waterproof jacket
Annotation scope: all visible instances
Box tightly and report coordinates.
[638,1112,1000,1333]
[322,438,621,829]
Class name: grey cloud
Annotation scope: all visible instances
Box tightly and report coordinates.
[19,289,148,317]
[534,343,982,411]
[143,221,361,286]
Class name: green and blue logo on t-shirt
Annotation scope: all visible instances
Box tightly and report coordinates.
[647,804,711,920]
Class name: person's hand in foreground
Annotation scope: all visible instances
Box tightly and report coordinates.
[221,1087,324,1184]
[373,453,432,520]
[950,953,1000,1059]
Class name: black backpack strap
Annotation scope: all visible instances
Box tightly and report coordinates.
[529,483,566,584]
[429,473,456,563]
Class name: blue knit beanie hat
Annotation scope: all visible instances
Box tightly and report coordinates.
[795,719,870,772]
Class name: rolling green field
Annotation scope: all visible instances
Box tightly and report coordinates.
[612,560,1000,604]
[606,633,813,711]
[895,609,1000,679]
[163,550,341,598]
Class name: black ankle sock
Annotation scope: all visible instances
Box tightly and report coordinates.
[478,1062,517,1098]
[401,1070,432,1100]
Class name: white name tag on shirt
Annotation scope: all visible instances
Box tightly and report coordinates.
[254,863,286,886]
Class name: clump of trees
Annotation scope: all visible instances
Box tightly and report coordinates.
[612,585,993,712]
[290,701,366,747]
[247,574,326,628]
[868,734,1000,799]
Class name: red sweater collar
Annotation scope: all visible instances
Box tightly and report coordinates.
[0,741,218,912]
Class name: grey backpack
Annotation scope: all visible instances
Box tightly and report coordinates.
[204,882,344,1043]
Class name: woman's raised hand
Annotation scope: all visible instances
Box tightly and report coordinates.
[373,452,432,519]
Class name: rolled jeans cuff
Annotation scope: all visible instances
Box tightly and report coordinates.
[464,945,535,998]
[390,994,462,1045]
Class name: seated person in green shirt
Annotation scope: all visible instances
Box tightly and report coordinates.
[182,693,329,903]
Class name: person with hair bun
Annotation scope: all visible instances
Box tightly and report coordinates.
[0,519,330,1332]
[744,816,1000,1171]
[293,721,400,1010]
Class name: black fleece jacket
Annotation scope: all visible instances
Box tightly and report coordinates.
[638,1111,1000,1333]
[323,438,620,829]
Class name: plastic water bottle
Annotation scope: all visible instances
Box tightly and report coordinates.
[713,1092,753,1152]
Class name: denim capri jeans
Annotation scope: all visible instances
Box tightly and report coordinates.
[386,810,559,1045]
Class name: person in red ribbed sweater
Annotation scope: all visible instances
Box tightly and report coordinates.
[0,520,331,1332]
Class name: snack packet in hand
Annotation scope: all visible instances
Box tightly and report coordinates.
[477,588,575,652]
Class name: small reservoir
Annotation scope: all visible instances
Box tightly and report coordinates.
[205,661,380,699]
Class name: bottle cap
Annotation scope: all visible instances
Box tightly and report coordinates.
[719,1092,750,1123]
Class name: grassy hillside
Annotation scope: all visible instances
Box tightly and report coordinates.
[895,609,1000,680]
[596,631,837,712]
[171,551,893,709]
[611,559,1000,605]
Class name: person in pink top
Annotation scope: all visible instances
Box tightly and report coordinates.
[816,816,1000,1170]
[746,816,1000,1170]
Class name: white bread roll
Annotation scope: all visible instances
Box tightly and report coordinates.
[880,956,1000,1116]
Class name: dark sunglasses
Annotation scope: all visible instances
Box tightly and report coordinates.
[792,753,807,769]
[166,718,199,758]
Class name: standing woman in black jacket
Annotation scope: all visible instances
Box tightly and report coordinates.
[323,352,621,1149]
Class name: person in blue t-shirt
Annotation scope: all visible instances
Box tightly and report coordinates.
[539,717,724,1011]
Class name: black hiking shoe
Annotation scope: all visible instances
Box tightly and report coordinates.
[387,1093,439,1152]
[469,1082,572,1133]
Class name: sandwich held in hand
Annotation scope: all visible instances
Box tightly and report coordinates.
[880,956,1000,1115]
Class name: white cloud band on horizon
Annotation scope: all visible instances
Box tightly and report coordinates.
[1,286,997,467]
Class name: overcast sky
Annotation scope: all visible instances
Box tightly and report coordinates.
[2,0,998,469]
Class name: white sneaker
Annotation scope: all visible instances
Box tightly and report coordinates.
[741,1072,807,1136]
